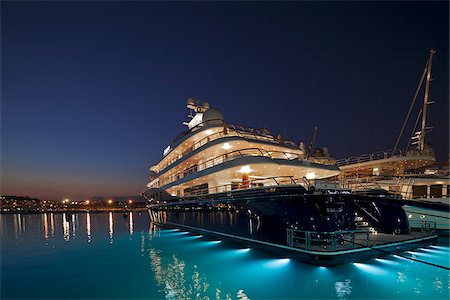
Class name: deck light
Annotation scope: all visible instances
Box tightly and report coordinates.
[239,165,252,174]
[108,199,113,204]
[306,172,316,180]
[223,142,231,150]
[205,129,213,135]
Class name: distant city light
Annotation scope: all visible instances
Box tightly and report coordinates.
[128,199,133,204]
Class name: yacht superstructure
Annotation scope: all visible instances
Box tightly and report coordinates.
[145,99,339,200]
[142,99,437,265]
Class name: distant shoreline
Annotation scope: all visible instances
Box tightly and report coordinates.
[0,207,149,214]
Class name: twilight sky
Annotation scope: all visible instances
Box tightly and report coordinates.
[1,1,449,200]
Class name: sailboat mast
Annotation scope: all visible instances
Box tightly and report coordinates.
[419,49,436,151]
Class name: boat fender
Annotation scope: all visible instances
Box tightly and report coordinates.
[394,228,401,235]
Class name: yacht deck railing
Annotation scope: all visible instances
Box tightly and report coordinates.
[336,149,406,167]
[157,119,308,173]
[287,220,436,251]
[181,175,313,197]
[158,147,332,187]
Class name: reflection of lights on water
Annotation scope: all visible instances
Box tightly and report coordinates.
[433,275,443,290]
[13,214,19,239]
[375,258,399,266]
[86,213,91,243]
[397,271,406,283]
[335,279,352,298]
[149,223,160,239]
[148,247,239,300]
[50,213,55,238]
[43,213,49,241]
[109,212,114,243]
[72,214,76,237]
[141,232,145,256]
[353,262,388,275]
[129,212,133,236]
[17,214,23,234]
[263,258,290,268]
[63,214,70,242]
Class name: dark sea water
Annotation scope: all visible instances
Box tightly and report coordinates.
[1,212,449,299]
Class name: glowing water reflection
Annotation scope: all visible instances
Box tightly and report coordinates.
[50,213,55,238]
[353,262,388,275]
[71,214,76,238]
[263,258,290,268]
[335,279,352,298]
[2,214,449,300]
[43,213,49,241]
[108,212,114,243]
[148,246,247,299]
[13,214,18,239]
[235,248,251,253]
[375,258,399,266]
[129,212,133,236]
[86,213,91,242]
[62,213,70,241]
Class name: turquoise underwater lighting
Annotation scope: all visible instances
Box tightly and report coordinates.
[430,245,449,250]
[235,248,251,253]
[420,248,446,254]
[408,251,433,258]
[353,262,389,275]
[263,258,291,268]
[375,258,399,266]
[196,240,222,247]
[2,213,450,299]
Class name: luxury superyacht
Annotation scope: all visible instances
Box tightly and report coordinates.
[142,99,437,265]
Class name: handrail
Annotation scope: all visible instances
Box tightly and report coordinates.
[341,175,450,199]
[156,119,305,173]
[336,149,407,167]
[287,221,436,251]
[158,147,321,187]
[181,175,310,197]
[287,228,371,251]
